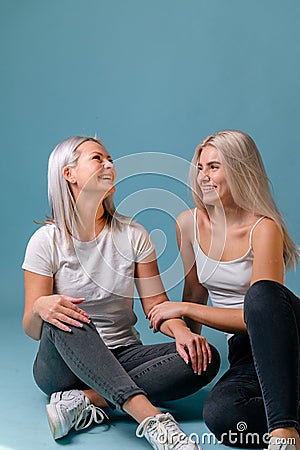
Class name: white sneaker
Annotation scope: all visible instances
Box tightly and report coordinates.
[46,389,108,439]
[267,436,296,450]
[136,412,202,450]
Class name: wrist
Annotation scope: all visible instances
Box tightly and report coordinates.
[187,302,203,322]
[32,296,43,318]
[181,302,190,317]
[168,319,191,339]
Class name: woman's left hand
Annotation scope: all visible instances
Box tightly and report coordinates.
[148,302,211,373]
[174,328,212,374]
[148,302,184,332]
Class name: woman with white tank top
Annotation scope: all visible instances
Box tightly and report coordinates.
[148,130,299,450]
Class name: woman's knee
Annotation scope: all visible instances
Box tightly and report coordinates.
[207,344,221,381]
[244,280,284,321]
[186,344,220,390]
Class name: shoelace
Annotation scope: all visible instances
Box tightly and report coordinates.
[74,404,109,431]
[136,416,157,438]
[136,413,189,449]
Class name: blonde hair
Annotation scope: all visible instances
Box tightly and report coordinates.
[46,136,118,244]
[190,129,298,270]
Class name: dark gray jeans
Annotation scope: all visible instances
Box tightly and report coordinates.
[33,320,220,410]
[203,280,300,448]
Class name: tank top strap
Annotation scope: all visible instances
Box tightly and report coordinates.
[193,208,198,242]
[249,216,266,248]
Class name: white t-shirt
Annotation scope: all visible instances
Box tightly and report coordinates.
[22,221,154,349]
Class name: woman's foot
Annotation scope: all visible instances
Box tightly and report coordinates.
[83,388,109,408]
[46,389,108,439]
[136,412,202,450]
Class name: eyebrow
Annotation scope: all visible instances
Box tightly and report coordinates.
[91,151,112,159]
[198,160,221,166]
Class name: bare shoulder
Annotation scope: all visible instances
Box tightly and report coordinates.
[254,217,282,237]
[251,217,284,283]
[252,217,283,247]
[176,209,195,243]
[176,209,194,227]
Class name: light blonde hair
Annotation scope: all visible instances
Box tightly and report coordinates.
[190,129,298,270]
[46,136,119,244]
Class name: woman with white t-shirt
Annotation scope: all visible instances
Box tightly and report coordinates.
[22,136,220,450]
[148,130,300,450]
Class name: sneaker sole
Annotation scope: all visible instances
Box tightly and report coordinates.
[46,403,67,440]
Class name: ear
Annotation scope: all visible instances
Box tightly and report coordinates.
[62,166,76,184]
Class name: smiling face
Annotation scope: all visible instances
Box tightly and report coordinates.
[63,140,116,201]
[197,145,233,207]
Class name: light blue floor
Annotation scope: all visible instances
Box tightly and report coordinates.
[1,311,239,450]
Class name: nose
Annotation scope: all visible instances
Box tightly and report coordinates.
[103,158,114,168]
[198,168,210,180]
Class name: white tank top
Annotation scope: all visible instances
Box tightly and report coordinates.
[193,208,265,338]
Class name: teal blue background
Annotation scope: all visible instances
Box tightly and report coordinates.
[1,2,300,449]
[1,0,299,317]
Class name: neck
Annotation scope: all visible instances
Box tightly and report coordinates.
[202,203,249,261]
[75,195,107,241]
[206,203,248,227]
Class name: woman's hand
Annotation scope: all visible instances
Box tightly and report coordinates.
[148,301,211,373]
[174,328,212,375]
[34,294,90,332]
[148,301,185,332]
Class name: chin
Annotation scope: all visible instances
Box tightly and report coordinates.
[202,193,219,205]
[104,186,116,198]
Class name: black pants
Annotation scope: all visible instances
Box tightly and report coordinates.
[203,280,300,448]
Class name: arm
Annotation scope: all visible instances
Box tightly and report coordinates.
[23,270,90,340]
[178,218,285,332]
[151,302,246,334]
[148,271,246,332]
[135,252,212,374]
[149,216,286,334]
[251,218,284,284]
[148,210,247,334]
[175,210,209,334]
[135,251,197,339]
